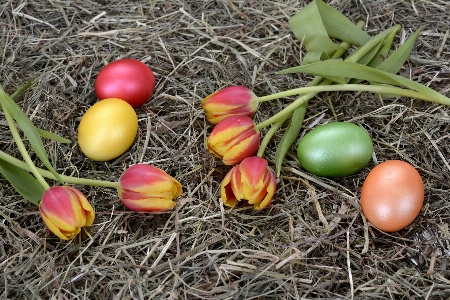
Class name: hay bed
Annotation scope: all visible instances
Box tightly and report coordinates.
[1,0,450,299]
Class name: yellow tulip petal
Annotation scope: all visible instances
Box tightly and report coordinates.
[41,212,70,240]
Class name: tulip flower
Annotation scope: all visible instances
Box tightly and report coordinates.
[221,156,276,210]
[202,86,259,124]
[118,164,182,212]
[39,186,95,240]
[206,115,260,165]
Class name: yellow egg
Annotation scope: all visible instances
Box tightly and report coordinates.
[78,98,138,161]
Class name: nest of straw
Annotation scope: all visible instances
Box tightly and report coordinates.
[1,0,450,299]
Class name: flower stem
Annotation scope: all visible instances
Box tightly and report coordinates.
[3,105,51,190]
[256,84,435,129]
[257,111,291,157]
[0,148,118,188]
[256,21,369,156]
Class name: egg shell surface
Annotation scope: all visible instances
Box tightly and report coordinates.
[360,160,424,232]
[297,122,373,178]
[78,98,138,161]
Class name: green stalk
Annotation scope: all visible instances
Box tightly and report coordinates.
[256,112,291,157]
[3,105,50,190]
[256,84,435,129]
[0,149,118,188]
[256,21,368,156]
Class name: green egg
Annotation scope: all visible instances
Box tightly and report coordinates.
[297,122,373,178]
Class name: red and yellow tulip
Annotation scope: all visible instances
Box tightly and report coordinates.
[202,86,258,124]
[39,186,95,240]
[221,156,276,210]
[207,115,260,165]
[118,164,182,212]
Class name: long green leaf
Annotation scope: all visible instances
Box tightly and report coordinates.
[0,158,45,205]
[289,0,370,59]
[376,26,424,74]
[367,30,397,69]
[9,81,71,143]
[315,0,370,46]
[37,128,71,144]
[277,60,450,105]
[372,27,424,98]
[348,29,397,84]
[275,103,307,176]
[0,85,63,182]
[10,80,34,102]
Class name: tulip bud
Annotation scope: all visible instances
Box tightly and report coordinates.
[207,116,260,165]
[39,186,95,240]
[221,156,276,210]
[202,86,259,124]
[118,164,182,212]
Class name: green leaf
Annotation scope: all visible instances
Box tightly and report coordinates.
[288,0,370,60]
[315,0,371,46]
[10,80,34,102]
[303,51,330,65]
[9,81,71,143]
[277,60,450,106]
[37,128,71,144]
[348,29,397,85]
[344,25,400,64]
[372,27,424,98]
[367,29,397,69]
[0,158,45,205]
[350,41,382,67]
[376,26,424,74]
[275,102,307,177]
[0,85,63,183]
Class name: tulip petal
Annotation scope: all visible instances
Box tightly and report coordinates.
[219,156,277,210]
[40,211,71,240]
[172,178,183,198]
[202,86,259,124]
[118,164,182,212]
[254,171,277,210]
[40,187,81,231]
[222,133,260,165]
[208,124,255,149]
[39,186,93,240]
[239,157,268,190]
[221,168,238,207]
[121,197,176,212]
[68,187,95,226]
[230,165,244,201]
[207,116,260,165]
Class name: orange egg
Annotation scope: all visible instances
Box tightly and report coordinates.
[360,160,424,232]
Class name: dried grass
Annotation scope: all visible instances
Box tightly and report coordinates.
[1,0,450,299]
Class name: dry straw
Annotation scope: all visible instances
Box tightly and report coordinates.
[1,0,450,299]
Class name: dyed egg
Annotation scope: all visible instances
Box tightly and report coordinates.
[95,59,155,108]
[360,160,424,232]
[297,122,373,177]
[78,98,138,161]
